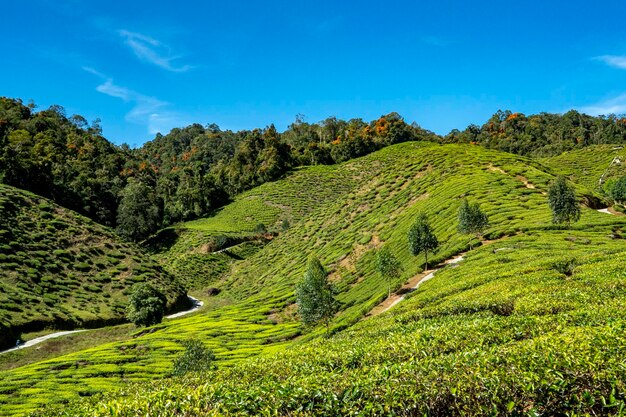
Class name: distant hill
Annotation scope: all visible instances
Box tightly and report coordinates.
[0,184,188,350]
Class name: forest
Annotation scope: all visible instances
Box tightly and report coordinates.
[2,96,626,240]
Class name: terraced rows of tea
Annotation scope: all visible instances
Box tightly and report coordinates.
[0,185,186,350]
[2,142,623,415]
[54,226,626,416]
[542,144,626,191]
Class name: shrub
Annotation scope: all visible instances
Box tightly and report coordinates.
[126,283,167,327]
[172,339,216,376]
[552,259,577,277]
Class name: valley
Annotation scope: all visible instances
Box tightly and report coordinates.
[2,139,626,415]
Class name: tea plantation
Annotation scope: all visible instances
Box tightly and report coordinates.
[542,144,626,192]
[0,185,188,350]
[2,142,626,416]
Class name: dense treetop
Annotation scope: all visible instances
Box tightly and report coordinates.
[443,109,626,157]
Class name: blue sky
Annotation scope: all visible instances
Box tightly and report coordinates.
[2,0,626,146]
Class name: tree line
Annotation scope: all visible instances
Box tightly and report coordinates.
[443,109,626,157]
[0,98,437,241]
[1,97,622,241]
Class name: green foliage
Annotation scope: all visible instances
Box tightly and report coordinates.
[552,258,578,277]
[116,178,160,241]
[26,229,626,417]
[548,176,581,226]
[407,213,439,269]
[446,109,626,157]
[0,184,185,336]
[4,142,624,415]
[457,198,489,248]
[296,257,337,329]
[1,98,440,235]
[254,223,267,234]
[0,98,124,226]
[375,246,402,296]
[541,145,626,193]
[605,174,626,202]
[126,283,167,327]
[172,339,216,376]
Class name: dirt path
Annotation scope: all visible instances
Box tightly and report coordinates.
[598,207,623,216]
[165,296,204,319]
[0,296,204,355]
[367,254,464,317]
[0,330,88,355]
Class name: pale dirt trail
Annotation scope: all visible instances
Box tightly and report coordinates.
[1,330,88,355]
[165,296,204,319]
[0,296,203,355]
[368,254,464,317]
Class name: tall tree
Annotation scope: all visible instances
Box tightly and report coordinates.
[408,213,439,270]
[376,246,403,297]
[548,176,580,227]
[116,178,161,241]
[457,198,489,248]
[295,257,337,332]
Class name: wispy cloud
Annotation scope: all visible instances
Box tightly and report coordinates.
[580,93,626,116]
[83,67,186,135]
[595,54,626,70]
[118,29,192,72]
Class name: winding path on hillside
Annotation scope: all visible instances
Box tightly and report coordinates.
[598,208,619,215]
[0,295,203,355]
[368,254,465,317]
[165,296,204,319]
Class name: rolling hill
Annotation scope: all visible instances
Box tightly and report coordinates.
[2,142,625,416]
[542,144,626,192]
[0,184,189,350]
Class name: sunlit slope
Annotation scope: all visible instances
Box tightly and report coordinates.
[212,142,607,329]
[149,163,364,289]
[53,224,626,416]
[542,144,626,191]
[0,185,187,348]
[1,142,614,415]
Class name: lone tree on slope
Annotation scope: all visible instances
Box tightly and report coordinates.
[126,283,167,327]
[457,198,489,249]
[548,176,580,227]
[295,257,337,332]
[376,246,403,297]
[408,213,439,270]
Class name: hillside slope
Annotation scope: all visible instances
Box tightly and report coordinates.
[541,144,626,191]
[1,142,622,415]
[0,185,188,349]
[52,226,626,416]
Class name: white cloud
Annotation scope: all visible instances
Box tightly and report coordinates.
[596,55,626,70]
[580,93,626,116]
[83,68,186,135]
[118,29,192,72]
